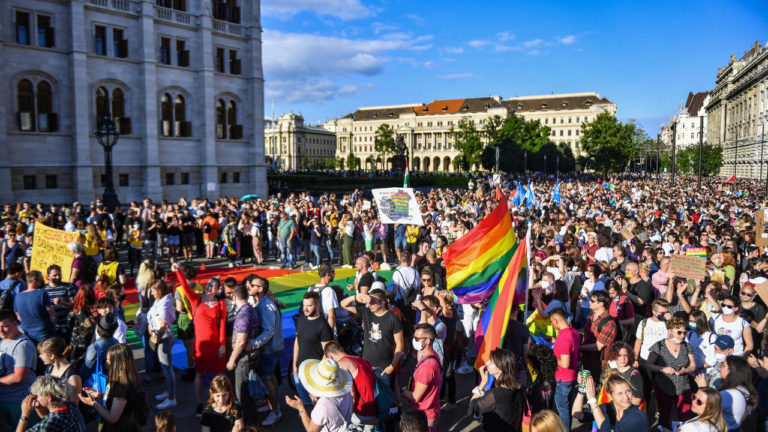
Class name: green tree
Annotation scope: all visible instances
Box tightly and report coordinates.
[675,144,723,176]
[334,156,345,170]
[580,112,638,175]
[480,114,551,172]
[374,123,397,158]
[346,152,356,170]
[482,115,505,145]
[450,117,484,171]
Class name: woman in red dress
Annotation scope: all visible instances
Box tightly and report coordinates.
[173,263,227,414]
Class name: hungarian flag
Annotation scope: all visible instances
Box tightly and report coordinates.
[403,167,410,187]
[724,174,737,183]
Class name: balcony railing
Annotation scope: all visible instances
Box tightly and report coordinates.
[154,6,192,25]
[212,19,244,37]
[89,0,134,13]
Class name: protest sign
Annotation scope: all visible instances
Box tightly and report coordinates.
[620,228,634,241]
[30,223,80,282]
[685,247,707,258]
[756,280,768,307]
[371,187,424,225]
[669,254,707,280]
[757,208,768,247]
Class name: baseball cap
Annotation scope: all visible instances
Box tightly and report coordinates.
[714,335,734,350]
[369,281,387,294]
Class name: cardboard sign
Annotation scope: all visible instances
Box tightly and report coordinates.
[757,208,768,247]
[30,223,81,282]
[756,280,768,307]
[620,228,634,241]
[669,254,707,280]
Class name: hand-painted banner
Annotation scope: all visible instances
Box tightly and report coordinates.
[372,187,424,225]
[30,223,80,282]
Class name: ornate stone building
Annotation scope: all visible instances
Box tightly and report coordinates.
[325,92,616,171]
[706,40,768,179]
[264,112,336,171]
[669,91,710,149]
[1,0,267,204]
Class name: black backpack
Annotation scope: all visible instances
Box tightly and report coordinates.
[202,222,211,234]
[0,287,14,314]
[82,255,99,283]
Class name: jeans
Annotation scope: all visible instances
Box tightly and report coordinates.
[373,367,394,390]
[326,239,335,263]
[555,380,575,432]
[310,244,321,267]
[235,355,257,425]
[278,237,293,267]
[292,375,313,405]
[143,332,156,375]
[157,335,176,399]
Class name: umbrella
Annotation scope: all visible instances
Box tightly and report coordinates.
[239,194,259,201]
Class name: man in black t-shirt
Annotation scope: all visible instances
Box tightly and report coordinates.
[624,262,653,326]
[351,256,375,294]
[180,209,196,261]
[341,290,404,387]
[293,291,333,405]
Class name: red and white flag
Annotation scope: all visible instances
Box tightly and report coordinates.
[724,174,737,183]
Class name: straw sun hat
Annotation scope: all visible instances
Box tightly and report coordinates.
[298,358,352,398]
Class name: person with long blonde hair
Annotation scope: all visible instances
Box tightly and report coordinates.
[530,410,566,432]
[83,223,103,263]
[79,344,141,431]
[679,387,728,432]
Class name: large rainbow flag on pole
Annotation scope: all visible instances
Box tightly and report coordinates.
[443,193,529,369]
[442,194,517,304]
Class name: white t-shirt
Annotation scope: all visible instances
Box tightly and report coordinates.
[710,314,749,356]
[635,318,668,360]
[311,394,354,432]
[594,247,614,263]
[721,387,748,431]
[580,279,605,309]
[687,330,717,369]
[679,418,721,432]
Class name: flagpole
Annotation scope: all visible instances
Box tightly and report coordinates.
[522,230,532,320]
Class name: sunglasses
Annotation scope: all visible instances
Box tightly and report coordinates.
[671,330,685,335]
[692,395,704,406]
[741,292,755,298]
[421,278,432,282]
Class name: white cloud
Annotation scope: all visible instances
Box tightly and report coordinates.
[439,73,475,80]
[407,14,425,25]
[495,45,521,52]
[442,46,464,54]
[264,30,429,103]
[468,40,490,49]
[497,31,515,42]
[371,22,398,34]
[266,79,363,104]
[262,0,372,21]
[557,35,577,45]
[522,39,545,48]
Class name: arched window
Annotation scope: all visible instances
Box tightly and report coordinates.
[216,99,226,139]
[227,101,238,139]
[174,95,188,137]
[37,81,53,132]
[161,93,173,136]
[96,87,110,121]
[18,79,35,131]
[111,88,129,134]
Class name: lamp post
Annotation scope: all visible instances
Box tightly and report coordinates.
[524,151,527,177]
[697,116,704,189]
[556,155,560,178]
[95,115,120,212]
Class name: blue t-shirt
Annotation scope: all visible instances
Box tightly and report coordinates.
[310,226,322,246]
[395,225,407,238]
[597,404,649,432]
[14,290,56,343]
[544,299,571,319]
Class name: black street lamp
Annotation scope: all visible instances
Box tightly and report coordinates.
[95,115,120,212]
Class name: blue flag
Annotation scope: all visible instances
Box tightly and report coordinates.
[526,182,538,207]
[553,181,561,205]
[512,184,525,206]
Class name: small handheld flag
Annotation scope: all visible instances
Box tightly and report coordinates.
[553,181,561,206]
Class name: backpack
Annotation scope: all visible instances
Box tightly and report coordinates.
[395,270,418,306]
[202,222,211,234]
[81,255,99,283]
[0,287,14,314]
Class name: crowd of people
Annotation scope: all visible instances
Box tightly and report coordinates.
[1,173,768,432]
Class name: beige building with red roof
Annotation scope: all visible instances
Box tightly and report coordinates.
[325,92,616,171]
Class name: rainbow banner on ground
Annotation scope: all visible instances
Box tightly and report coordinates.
[443,194,517,304]
[473,234,528,369]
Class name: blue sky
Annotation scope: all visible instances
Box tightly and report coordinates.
[261,0,768,136]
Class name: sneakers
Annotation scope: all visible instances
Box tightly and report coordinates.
[261,410,282,426]
[154,392,169,401]
[457,362,474,374]
[156,398,177,409]
[195,403,204,418]
[257,403,272,413]
[228,263,234,268]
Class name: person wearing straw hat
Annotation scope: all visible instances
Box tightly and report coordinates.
[285,357,354,432]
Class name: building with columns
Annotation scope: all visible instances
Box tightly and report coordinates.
[706,40,768,179]
[264,112,336,171]
[1,0,267,204]
[325,92,616,172]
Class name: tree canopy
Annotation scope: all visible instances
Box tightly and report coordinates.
[479,114,570,173]
[580,112,638,175]
[374,123,397,157]
[674,144,724,177]
[450,117,484,171]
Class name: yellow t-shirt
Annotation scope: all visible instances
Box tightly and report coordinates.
[83,233,100,256]
[406,226,420,244]
[128,228,142,248]
[98,261,120,286]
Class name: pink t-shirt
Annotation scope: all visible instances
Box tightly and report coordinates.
[410,353,442,420]
[553,326,580,382]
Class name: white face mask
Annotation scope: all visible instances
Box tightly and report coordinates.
[541,281,552,292]
[715,353,727,363]
[671,337,683,345]
[607,360,619,370]
[412,338,423,352]
[721,306,735,315]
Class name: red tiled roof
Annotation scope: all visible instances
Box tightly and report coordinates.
[685,91,709,116]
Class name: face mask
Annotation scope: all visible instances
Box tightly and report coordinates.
[607,360,618,369]
[671,337,683,344]
[721,306,734,315]
[657,314,666,322]
[689,323,697,331]
[541,281,551,291]
[715,353,727,363]
[412,338,423,352]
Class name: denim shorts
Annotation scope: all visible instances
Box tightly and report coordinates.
[259,351,281,379]
[394,236,406,250]
[167,235,179,245]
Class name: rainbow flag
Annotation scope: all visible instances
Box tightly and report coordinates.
[686,247,707,258]
[473,234,528,369]
[443,194,517,304]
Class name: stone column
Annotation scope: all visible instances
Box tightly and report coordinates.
[0,12,11,203]
[246,0,267,197]
[138,1,162,201]
[70,0,96,203]
[198,3,219,197]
